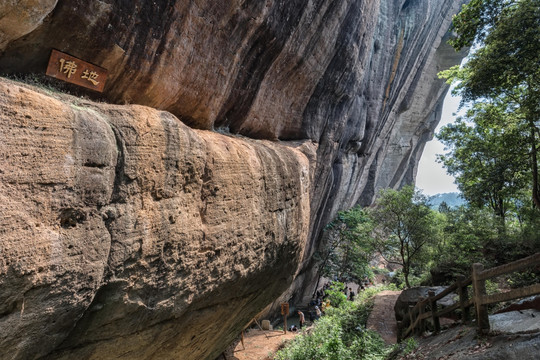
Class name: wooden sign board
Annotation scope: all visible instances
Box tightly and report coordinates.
[46,49,108,92]
[280,303,289,316]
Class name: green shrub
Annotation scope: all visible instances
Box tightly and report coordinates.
[389,269,426,289]
[325,282,348,308]
[403,337,417,355]
[274,286,393,360]
[484,279,500,296]
[507,270,540,288]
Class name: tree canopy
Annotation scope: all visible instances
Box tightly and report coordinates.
[316,206,374,288]
[437,101,529,228]
[440,0,540,208]
[369,186,437,288]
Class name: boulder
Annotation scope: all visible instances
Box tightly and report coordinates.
[495,295,540,314]
[0,79,311,360]
[261,320,272,330]
[394,286,457,322]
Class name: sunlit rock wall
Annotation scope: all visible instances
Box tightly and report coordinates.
[0,80,312,359]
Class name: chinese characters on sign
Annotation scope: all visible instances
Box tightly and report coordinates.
[46,49,107,92]
[81,69,99,85]
[58,58,77,78]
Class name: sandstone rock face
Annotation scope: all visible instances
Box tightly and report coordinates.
[0,80,311,359]
[0,0,465,235]
[0,0,57,52]
[290,0,467,304]
[0,0,467,358]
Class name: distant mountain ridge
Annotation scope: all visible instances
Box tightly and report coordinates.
[428,192,465,210]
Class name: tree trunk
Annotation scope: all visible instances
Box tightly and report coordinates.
[495,197,506,235]
[404,265,411,288]
[528,118,540,208]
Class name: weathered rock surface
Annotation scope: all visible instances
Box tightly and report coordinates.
[290,0,467,305]
[0,80,311,359]
[0,0,465,217]
[394,287,457,322]
[0,0,468,358]
[0,0,57,52]
[399,324,540,360]
[490,310,540,334]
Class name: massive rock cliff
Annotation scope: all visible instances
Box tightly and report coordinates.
[0,81,312,359]
[0,0,466,359]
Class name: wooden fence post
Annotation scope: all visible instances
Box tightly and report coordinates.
[472,263,490,333]
[457,275,470,324]
[408,305,415,335]
[417,297,425,335]
[428,291,440,333]
[397,253,540,341]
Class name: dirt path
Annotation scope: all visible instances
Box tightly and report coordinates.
[366,290,401,344]
[222,290,401,359]
[222,329,298,360]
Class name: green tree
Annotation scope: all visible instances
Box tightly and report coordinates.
[442,0,540,207]
[314,207,374,293]
[434,205,495,274]
[324,282,348,308]
[368,186,438,288]
[437,101,529,231]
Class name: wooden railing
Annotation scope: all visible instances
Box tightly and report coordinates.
[398,252,540,341]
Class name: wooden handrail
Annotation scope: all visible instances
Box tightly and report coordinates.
[429,282,458,302]
[477,252,540,280]
[398,252,540,341]
[480,283,540,305]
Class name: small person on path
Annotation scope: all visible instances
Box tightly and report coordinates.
[297,310,305,329]
[349,288,355,301]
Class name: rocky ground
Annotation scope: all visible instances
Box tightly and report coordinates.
[393,309,540,360]
[396,322,540,360]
